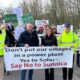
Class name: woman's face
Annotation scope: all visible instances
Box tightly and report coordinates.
[53,28,56,33]
[46,27,52,36]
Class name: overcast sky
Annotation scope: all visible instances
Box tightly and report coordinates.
[0,0,22,8]
[0,0,49,9]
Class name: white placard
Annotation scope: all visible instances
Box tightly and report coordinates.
[4,47,73,71]
[35,20,49,27]
[12,8,23,21]
[57,24,73,34]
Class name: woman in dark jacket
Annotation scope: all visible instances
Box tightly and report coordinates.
[41,26,58,80]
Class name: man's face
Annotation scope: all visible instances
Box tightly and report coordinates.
[39,27,44,32]
[65,27,70,33]
[26,23,33,32]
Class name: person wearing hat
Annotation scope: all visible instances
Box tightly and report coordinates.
[58,22,79,80]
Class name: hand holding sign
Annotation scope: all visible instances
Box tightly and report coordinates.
[25,44,29,48]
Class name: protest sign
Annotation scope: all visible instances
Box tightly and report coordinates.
[22,13,34,24]
[4,47,73,71]
[12,8,23,22]
[57,24,73,34]
[35,20,49,27]
[4,14,17,23]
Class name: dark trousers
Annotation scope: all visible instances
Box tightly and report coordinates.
[63,68,73,80]
[63,55,74,80]
[45,68,54,80]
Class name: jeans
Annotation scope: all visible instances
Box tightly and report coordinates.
[21,70,33,80]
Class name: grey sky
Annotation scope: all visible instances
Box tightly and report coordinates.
[0,0,51,9]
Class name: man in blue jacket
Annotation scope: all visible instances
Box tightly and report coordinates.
[18,23,39,80]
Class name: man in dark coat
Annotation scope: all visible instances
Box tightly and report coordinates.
[18,23,39,80]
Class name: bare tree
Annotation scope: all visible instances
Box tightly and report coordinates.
[18,0,80,29]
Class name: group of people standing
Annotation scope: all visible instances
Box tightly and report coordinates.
[17,22,79,80]
[0,22,79,80]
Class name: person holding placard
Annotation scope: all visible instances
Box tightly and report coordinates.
[18,23,39,80]
[41,26,57,80]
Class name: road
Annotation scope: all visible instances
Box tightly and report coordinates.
[4,56,80,80]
